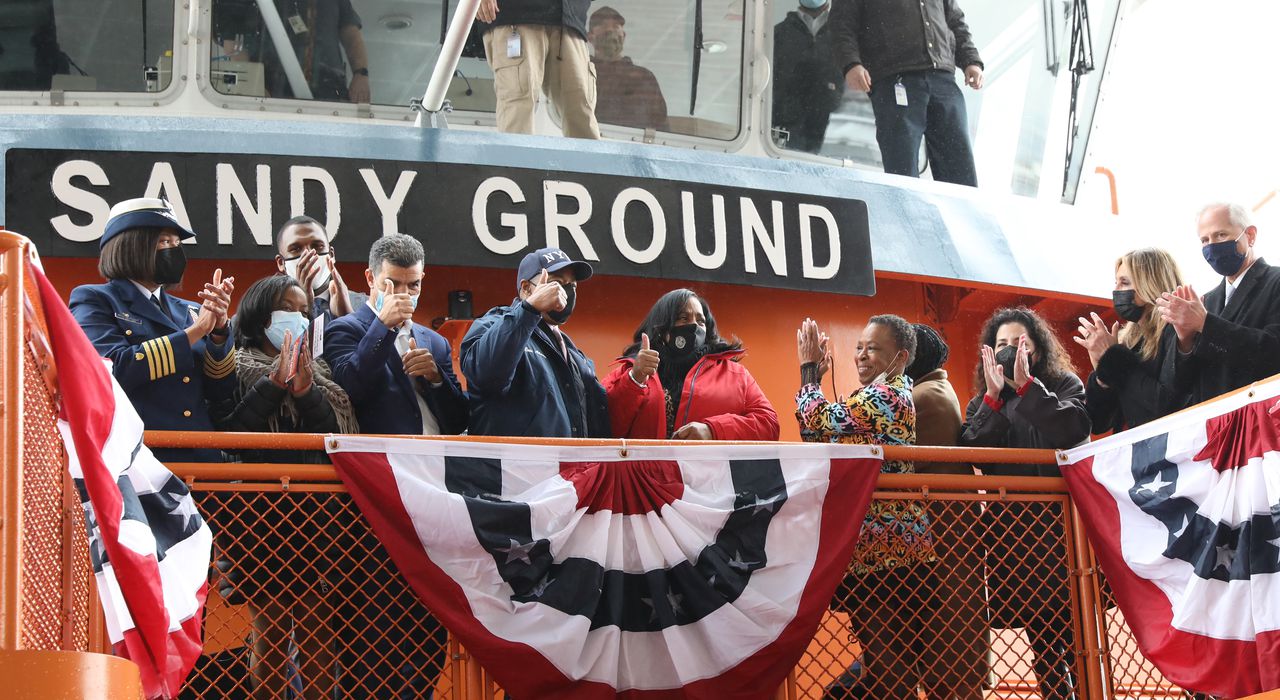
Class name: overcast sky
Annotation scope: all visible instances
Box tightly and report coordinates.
[1074,0,1280,293]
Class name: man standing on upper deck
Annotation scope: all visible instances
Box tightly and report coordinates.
[475,0,601,139]
[830,0,984,186]
[1156,202,1280,405]
[460,247,609,438]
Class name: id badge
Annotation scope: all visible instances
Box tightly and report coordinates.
[311,314,325,359]
[507,30,522,59]
[894,81,908,107]
[288,14,309,34]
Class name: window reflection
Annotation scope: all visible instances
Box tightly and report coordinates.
[0,0,174,92]
[585,6,669,132]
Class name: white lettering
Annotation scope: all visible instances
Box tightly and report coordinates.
[359,169,417,237]
[798,204,841,279]
[472,176,528,255]
[610,187,666,264]
[681,192,728,270]
[543,180,599,260]
[141,162,193,234]
[49,160,111,242]
[290,166,341,239]
[740,198,787,276]
[216,163,272,245]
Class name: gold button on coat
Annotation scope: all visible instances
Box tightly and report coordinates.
[183,410,192,417]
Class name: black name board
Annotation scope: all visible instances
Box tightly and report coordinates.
[4,148,874,295]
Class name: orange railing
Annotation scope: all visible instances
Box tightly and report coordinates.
[1,229,1198,698]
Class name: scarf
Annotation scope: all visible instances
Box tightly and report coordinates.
[235,346,359,435]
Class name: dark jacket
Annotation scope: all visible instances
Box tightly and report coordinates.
[69,279,237,463]
[461,300,609,438]
[602,350,779,440]
[323,304,469,435]
[1086,338,1183,435]
[1163,258,1280,406]
[960,372,1090,477]
[214,376,340,464]
[772,11,844,127]
[478,0,592,40]
[831,0,983,82]
[594,58,670,131]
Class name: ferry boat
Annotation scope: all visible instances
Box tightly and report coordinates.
[0,0,1263,697]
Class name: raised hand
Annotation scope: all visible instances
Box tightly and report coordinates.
[981,345,1005,399]
[631,332,660,384]
[525,269,567,315]
[1013,335,1033,390]
[376,278,415,330]
[197,268,235,332]
[796,318,825,366]
[270,330,296,388]
[672,422,713,440]
[1156,284,1207,351]
[817,332,832,378]
[402,336,442,383]
[290,335,314,396]
[295,249,321,301]
[327,255,354,317]
[1073,312,1120,369]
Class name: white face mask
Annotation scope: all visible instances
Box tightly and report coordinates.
[869,351,905,386]
[283,251,333,294]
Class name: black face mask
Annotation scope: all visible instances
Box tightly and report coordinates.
[153,246,187,285]
[665,323,707,358]
[1112,289,1145,322]
[995,344,1018,381]
[545,283,576,325]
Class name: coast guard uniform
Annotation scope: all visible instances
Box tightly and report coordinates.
[70,279,236,461]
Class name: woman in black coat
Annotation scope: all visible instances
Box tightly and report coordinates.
[961,306,1091,700]
[1074,247,1188,434]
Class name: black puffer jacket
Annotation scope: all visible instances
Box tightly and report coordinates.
[1085,336,1186,435]
[478,0,593,40]
[215,376,341,464]
[831,0,983,82]
[960,372,1091,477]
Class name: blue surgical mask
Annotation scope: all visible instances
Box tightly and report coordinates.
[409,294,419,310]
[265,310,310,351]
[799,0,827,8]
[1202,230,1248,277]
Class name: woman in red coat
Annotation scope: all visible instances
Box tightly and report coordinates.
[603,289,779,440]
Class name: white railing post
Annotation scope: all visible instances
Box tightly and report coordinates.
[415,0,483,128]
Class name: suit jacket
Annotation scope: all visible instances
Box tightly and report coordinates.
[69,278,237,462]
[323,304,469,435]
[1168,258,1280,406]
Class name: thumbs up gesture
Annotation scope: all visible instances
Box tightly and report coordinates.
[402,335,443,384]
[525,269,567,314]
[376,278,415,330]
[630,332,661,384]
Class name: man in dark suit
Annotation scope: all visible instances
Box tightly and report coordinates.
[273,215,365,324]
[1157,202,1280,405]
[323,233,468,435]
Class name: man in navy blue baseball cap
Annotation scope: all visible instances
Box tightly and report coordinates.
[99,197,195,249]
[460,246,608,438]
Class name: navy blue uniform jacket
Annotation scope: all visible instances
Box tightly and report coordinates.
[323,304,469,435]
[69,279,237,462]
[461,300,609,438]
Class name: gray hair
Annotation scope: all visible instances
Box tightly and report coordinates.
[368,233,425,272]
[1197,202,1254,231]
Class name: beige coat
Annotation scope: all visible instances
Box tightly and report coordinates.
[911,369,969,474]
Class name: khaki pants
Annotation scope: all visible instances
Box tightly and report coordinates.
[484,24,600,139]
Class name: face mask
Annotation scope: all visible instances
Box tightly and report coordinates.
[265,310,310,351]
[869,351,905,386]
[665,323,707,358]
[409,294,419,311]
[995,344,1018,382]
[1202,230,1247,277]
[283,251,332,294]
[153,246,187,285]
[799,0,827,9]
[545,284,576,325]
[1112,289,1145,322]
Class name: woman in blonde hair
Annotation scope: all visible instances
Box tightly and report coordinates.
[1074,247,1187,433]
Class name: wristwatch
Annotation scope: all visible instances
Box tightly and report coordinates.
[353,67,369,76]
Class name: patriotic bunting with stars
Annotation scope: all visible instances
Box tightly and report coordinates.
[1060,376,1280,698]
[33,261,211,699]
[327,437,882,699]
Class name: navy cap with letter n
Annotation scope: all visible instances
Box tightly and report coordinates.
[516,247,594,291]
[99,198,196,250]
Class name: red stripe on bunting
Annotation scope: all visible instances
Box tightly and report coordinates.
[1063,456,1280,697]
[332,452,879,699]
